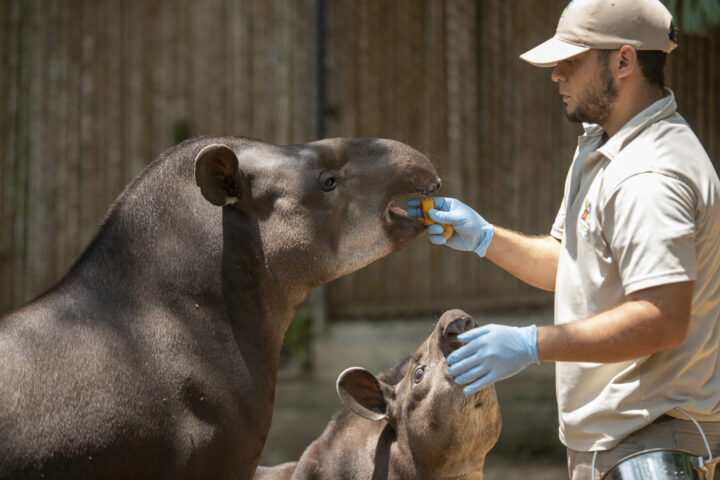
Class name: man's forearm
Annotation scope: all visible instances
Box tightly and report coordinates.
[484,226,561,291]
[536,281,693,363]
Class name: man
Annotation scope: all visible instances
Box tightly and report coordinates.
[406,0,720,478]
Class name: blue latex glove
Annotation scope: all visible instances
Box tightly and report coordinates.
[405,197,494,257]
[447,324,540,394]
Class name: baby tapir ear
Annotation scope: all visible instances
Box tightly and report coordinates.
[194,143,249,206]
[336,367,394,421]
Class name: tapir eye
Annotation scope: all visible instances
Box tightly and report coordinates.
[319,173,338,192]
[414,366,425,384]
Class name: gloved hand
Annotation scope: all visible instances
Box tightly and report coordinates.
[405,197,494,257]
[447,324,540,395]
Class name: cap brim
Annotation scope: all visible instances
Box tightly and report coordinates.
[520,37,590,67]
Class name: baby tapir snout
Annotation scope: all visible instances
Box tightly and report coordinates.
[441,310,478,357]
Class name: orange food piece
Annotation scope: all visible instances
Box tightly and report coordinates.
[421,198,454,240]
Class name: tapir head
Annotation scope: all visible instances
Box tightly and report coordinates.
[336,309,502,477]
[194,138,441,288]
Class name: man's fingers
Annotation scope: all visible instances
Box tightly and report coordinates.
[448,354,481,377]
[433,197,451,210]
[464,374,496,395]
[405,206,423,219]
[427,224,444,234]
[447,332,487,366]
[457,326,488,343]
[428,208,455,225]
[429,234,448,245]
[453,363,489,385]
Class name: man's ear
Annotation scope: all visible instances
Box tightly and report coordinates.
[194,143,249,206]
[616,45,638,80]
[336,367,396,422]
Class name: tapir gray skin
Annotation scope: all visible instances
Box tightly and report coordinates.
[255,309,502,480]
[0,136,441,480]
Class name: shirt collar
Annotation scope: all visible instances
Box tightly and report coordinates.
[581,88,677,160]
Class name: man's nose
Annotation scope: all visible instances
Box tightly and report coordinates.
[551,64,565,83]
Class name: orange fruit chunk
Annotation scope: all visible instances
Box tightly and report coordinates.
[421,198,454,240]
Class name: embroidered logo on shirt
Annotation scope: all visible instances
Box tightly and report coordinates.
[580,200,591,232]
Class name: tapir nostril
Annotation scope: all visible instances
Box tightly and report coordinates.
[463,317,476,333]
[420,180,442,196]
[444,316,476,338]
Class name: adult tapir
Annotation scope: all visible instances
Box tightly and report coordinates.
[0,136,442,480]
[254,309,502,480]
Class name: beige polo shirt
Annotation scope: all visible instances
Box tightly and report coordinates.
[551,89,720,452]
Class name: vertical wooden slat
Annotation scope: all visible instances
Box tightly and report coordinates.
[1,0,21,310]
[67,0,82,263]
[150,0,171,159]
[228,0,249,136]
[0,0,9,310]
[52,0,71,281]
[45,2,66,282]
[79,0,97,247]
[290,0,315,143]
[124,0,143,178]
[142,1,157,165]
[175,0,194,143]
[252,0,268,139]
[105,0,123,202]
[13,0,31,307]
[25,0,50,297]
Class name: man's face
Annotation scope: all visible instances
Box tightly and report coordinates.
[551,50,618,126]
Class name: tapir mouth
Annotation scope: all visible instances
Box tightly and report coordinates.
[386,181,442,222]
[387,200,412,218]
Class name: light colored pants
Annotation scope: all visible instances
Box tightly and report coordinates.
[567,416,720,480]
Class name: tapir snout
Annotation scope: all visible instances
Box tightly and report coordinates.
[440,310,478,357]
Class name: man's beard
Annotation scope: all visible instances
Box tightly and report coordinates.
[565,60,618,125]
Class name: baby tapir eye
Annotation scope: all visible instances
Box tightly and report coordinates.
[414,366,425,383]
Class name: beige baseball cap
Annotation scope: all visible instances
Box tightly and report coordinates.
[520,0,678,67]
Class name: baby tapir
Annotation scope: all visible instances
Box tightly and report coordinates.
[255,309,502,480]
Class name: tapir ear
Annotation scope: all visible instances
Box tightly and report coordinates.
[194,143,249,206]
[336,367,394,421]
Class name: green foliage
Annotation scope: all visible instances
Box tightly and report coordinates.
[280,312,315,373]
[663,0,720,34]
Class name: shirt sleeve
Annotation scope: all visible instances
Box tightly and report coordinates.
[551,195,566,240]
[603,171,697,295]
